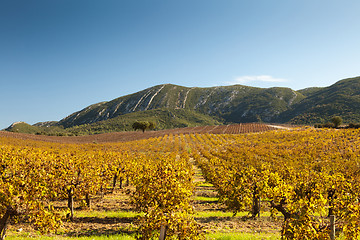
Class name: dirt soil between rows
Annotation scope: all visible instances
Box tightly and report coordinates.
[7,161,283,238]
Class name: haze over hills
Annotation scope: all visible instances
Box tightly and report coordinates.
[6,76,360,135]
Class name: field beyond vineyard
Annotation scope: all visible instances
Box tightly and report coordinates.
[0,123,281,144]
[1,124,359,239]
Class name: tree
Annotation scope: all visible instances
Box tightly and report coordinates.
[148,121,156,130]
[132,121,156,133]
[331,116,343,128]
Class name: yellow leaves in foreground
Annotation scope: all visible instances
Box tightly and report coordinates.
[3,129,360,239]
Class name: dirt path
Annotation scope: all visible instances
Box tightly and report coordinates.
[191,161,282,234]
[267,124,293,130]
[8,161,282,238]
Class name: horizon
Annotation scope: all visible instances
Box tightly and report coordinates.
[1,1,360,129]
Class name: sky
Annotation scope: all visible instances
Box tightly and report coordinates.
[1,0,360,129]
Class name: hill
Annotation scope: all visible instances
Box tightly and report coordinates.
[7,109,222,136]
[5,122,40,134]
[57,84,303,127]
[57,108,222,135]
[279,76,360,124]
[297,87,323,97]
[6,76,360,135]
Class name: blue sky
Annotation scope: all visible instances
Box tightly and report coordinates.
[1,0,360,129]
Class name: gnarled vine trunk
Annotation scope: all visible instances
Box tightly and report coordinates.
[0,205,18,240]
[67,188,74,220]
[251,184,260,218]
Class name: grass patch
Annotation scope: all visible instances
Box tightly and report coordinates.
[7,233,135,240]
[75,210,140,218]
[195,211,235,218]
[8,232,282,240]
[195,211,275,218]
[194,196,219,202]
[206,232,280,240]
[196,182,214,187]
[8,231,346,240]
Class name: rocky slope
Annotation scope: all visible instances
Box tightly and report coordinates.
[58,84,304,127]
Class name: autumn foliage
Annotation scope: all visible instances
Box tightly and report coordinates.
[1,127,360,239]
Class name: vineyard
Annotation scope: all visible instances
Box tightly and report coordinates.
[1,124,360,239]
[0,123,281,144]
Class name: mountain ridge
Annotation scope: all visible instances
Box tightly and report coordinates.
[58,83,305,127]
[6,76,360,135]
[280,76,360,124]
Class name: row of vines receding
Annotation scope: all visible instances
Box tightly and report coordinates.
[1,128,360,239]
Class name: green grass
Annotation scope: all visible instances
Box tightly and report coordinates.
[8,231,349,240]
[195,211,235,218]
[75,210,140,218]
[196,182,214,187]
[7,234,135,240]
[194,196,219,202]
[206,232,280,240]
[8,232,281,240]
[76,208,275,220]
[195,210,274,218]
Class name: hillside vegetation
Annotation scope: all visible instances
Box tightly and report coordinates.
[7,109,222,136]
[280,77,360,124]
[55,84,303,128]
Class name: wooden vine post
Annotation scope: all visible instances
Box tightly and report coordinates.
[330,215,335,240]
[159,225,167,240]
[67,188,74,220]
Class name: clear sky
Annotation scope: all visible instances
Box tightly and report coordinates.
[1,0,360,129]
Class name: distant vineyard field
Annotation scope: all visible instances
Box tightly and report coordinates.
[0,123,289,144]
